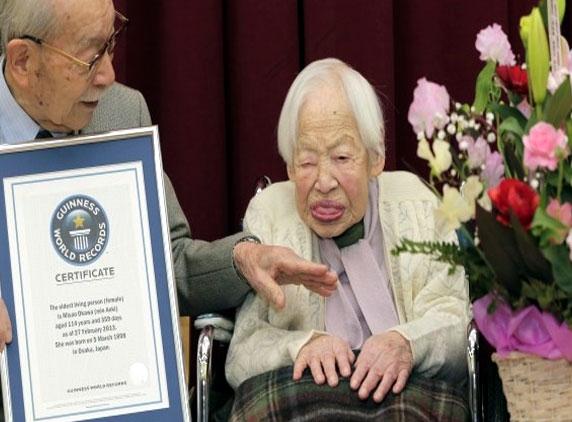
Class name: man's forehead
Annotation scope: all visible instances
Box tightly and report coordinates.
[51,0,114,45]
[51,0,114,27]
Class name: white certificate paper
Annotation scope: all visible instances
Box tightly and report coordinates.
[4,162,168,421]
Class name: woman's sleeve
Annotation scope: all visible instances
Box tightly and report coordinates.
[225,194,325,389]
[390,200,471,382]
[225,290,324,389]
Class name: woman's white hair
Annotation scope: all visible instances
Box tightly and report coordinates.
[0,0,60,54]
[277,57,385,167]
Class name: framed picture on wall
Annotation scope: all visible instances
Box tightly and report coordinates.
[0,126,190,422]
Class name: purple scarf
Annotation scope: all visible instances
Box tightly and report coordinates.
[319,179,398,349]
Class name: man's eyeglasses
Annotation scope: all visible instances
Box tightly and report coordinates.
[21,11,129,75]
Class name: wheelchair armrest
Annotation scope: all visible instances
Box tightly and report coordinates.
[467,319,482,422]
[195,313,234,342]
[194,313,234,422]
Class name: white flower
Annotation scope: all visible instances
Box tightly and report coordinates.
[462,176,484,206]
[417,138,452,177]
[435,185,474,234]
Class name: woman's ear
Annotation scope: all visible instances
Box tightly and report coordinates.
[287,166,295,181]
[370,153,385,177]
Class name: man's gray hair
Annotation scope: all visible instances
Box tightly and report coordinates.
[0,0,60,54]
[277,57,386,168]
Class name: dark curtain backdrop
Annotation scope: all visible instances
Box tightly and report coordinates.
[111,0,571,241]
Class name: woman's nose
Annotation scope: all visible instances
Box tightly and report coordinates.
[314,163,338,193]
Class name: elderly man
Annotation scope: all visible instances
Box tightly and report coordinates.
[0,0,337,352]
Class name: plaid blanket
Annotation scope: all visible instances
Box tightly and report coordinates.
[229,365,469,422]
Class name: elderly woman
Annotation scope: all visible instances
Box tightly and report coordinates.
[225,58,470,421]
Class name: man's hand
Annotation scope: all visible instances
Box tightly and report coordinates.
[294,335,355,386]
[0,299,12,352]
[233,242,338,308]
[350,331,413,403]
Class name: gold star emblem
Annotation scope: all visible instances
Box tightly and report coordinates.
[73,214,85,229]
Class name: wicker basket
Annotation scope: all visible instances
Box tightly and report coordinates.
[492,352,572,421]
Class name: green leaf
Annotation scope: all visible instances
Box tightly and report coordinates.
[539,0,566,26]
[543,76,572,127]
[561,165,572,203]
[542,244,572,293]
[502,143,525,180]
[521,279,570,313]
[488,103,528,127]
[475,204,523,297]
[391,231,495,301]
[520,14,531,49]
[498,116,525,139]
[531,205,570,247]
[473,61,497,114]
[527,7,550,106]
[559,0,566,22]
[510,212,553,283]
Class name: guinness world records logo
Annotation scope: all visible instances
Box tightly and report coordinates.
[51,195,109,264]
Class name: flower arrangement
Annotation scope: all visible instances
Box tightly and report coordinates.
[394,0,572,361]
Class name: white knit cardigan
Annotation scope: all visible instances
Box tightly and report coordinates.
[226,171,471,389]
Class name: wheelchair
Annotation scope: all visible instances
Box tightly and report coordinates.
[190,175,272,422]
[186,174,510,422]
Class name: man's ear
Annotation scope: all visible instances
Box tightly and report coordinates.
[5,39,35,87]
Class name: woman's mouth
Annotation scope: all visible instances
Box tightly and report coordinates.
[311,200,344,222]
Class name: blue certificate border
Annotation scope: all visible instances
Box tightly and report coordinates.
[0,126,189,421]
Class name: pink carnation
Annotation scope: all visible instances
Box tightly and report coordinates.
[407,78,450,138]
[475,23,515,65]
[523,122,569,171]
[547,199,572,228]
[546,199,572,244]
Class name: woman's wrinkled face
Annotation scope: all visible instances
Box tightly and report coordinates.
[287,84,383,238]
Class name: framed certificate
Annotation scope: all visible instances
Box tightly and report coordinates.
[0,126,190,421]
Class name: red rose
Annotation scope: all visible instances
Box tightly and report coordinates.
[496,65,529,96]
[487,179,539,229]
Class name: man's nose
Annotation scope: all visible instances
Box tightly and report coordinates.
[92,52,116,88]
